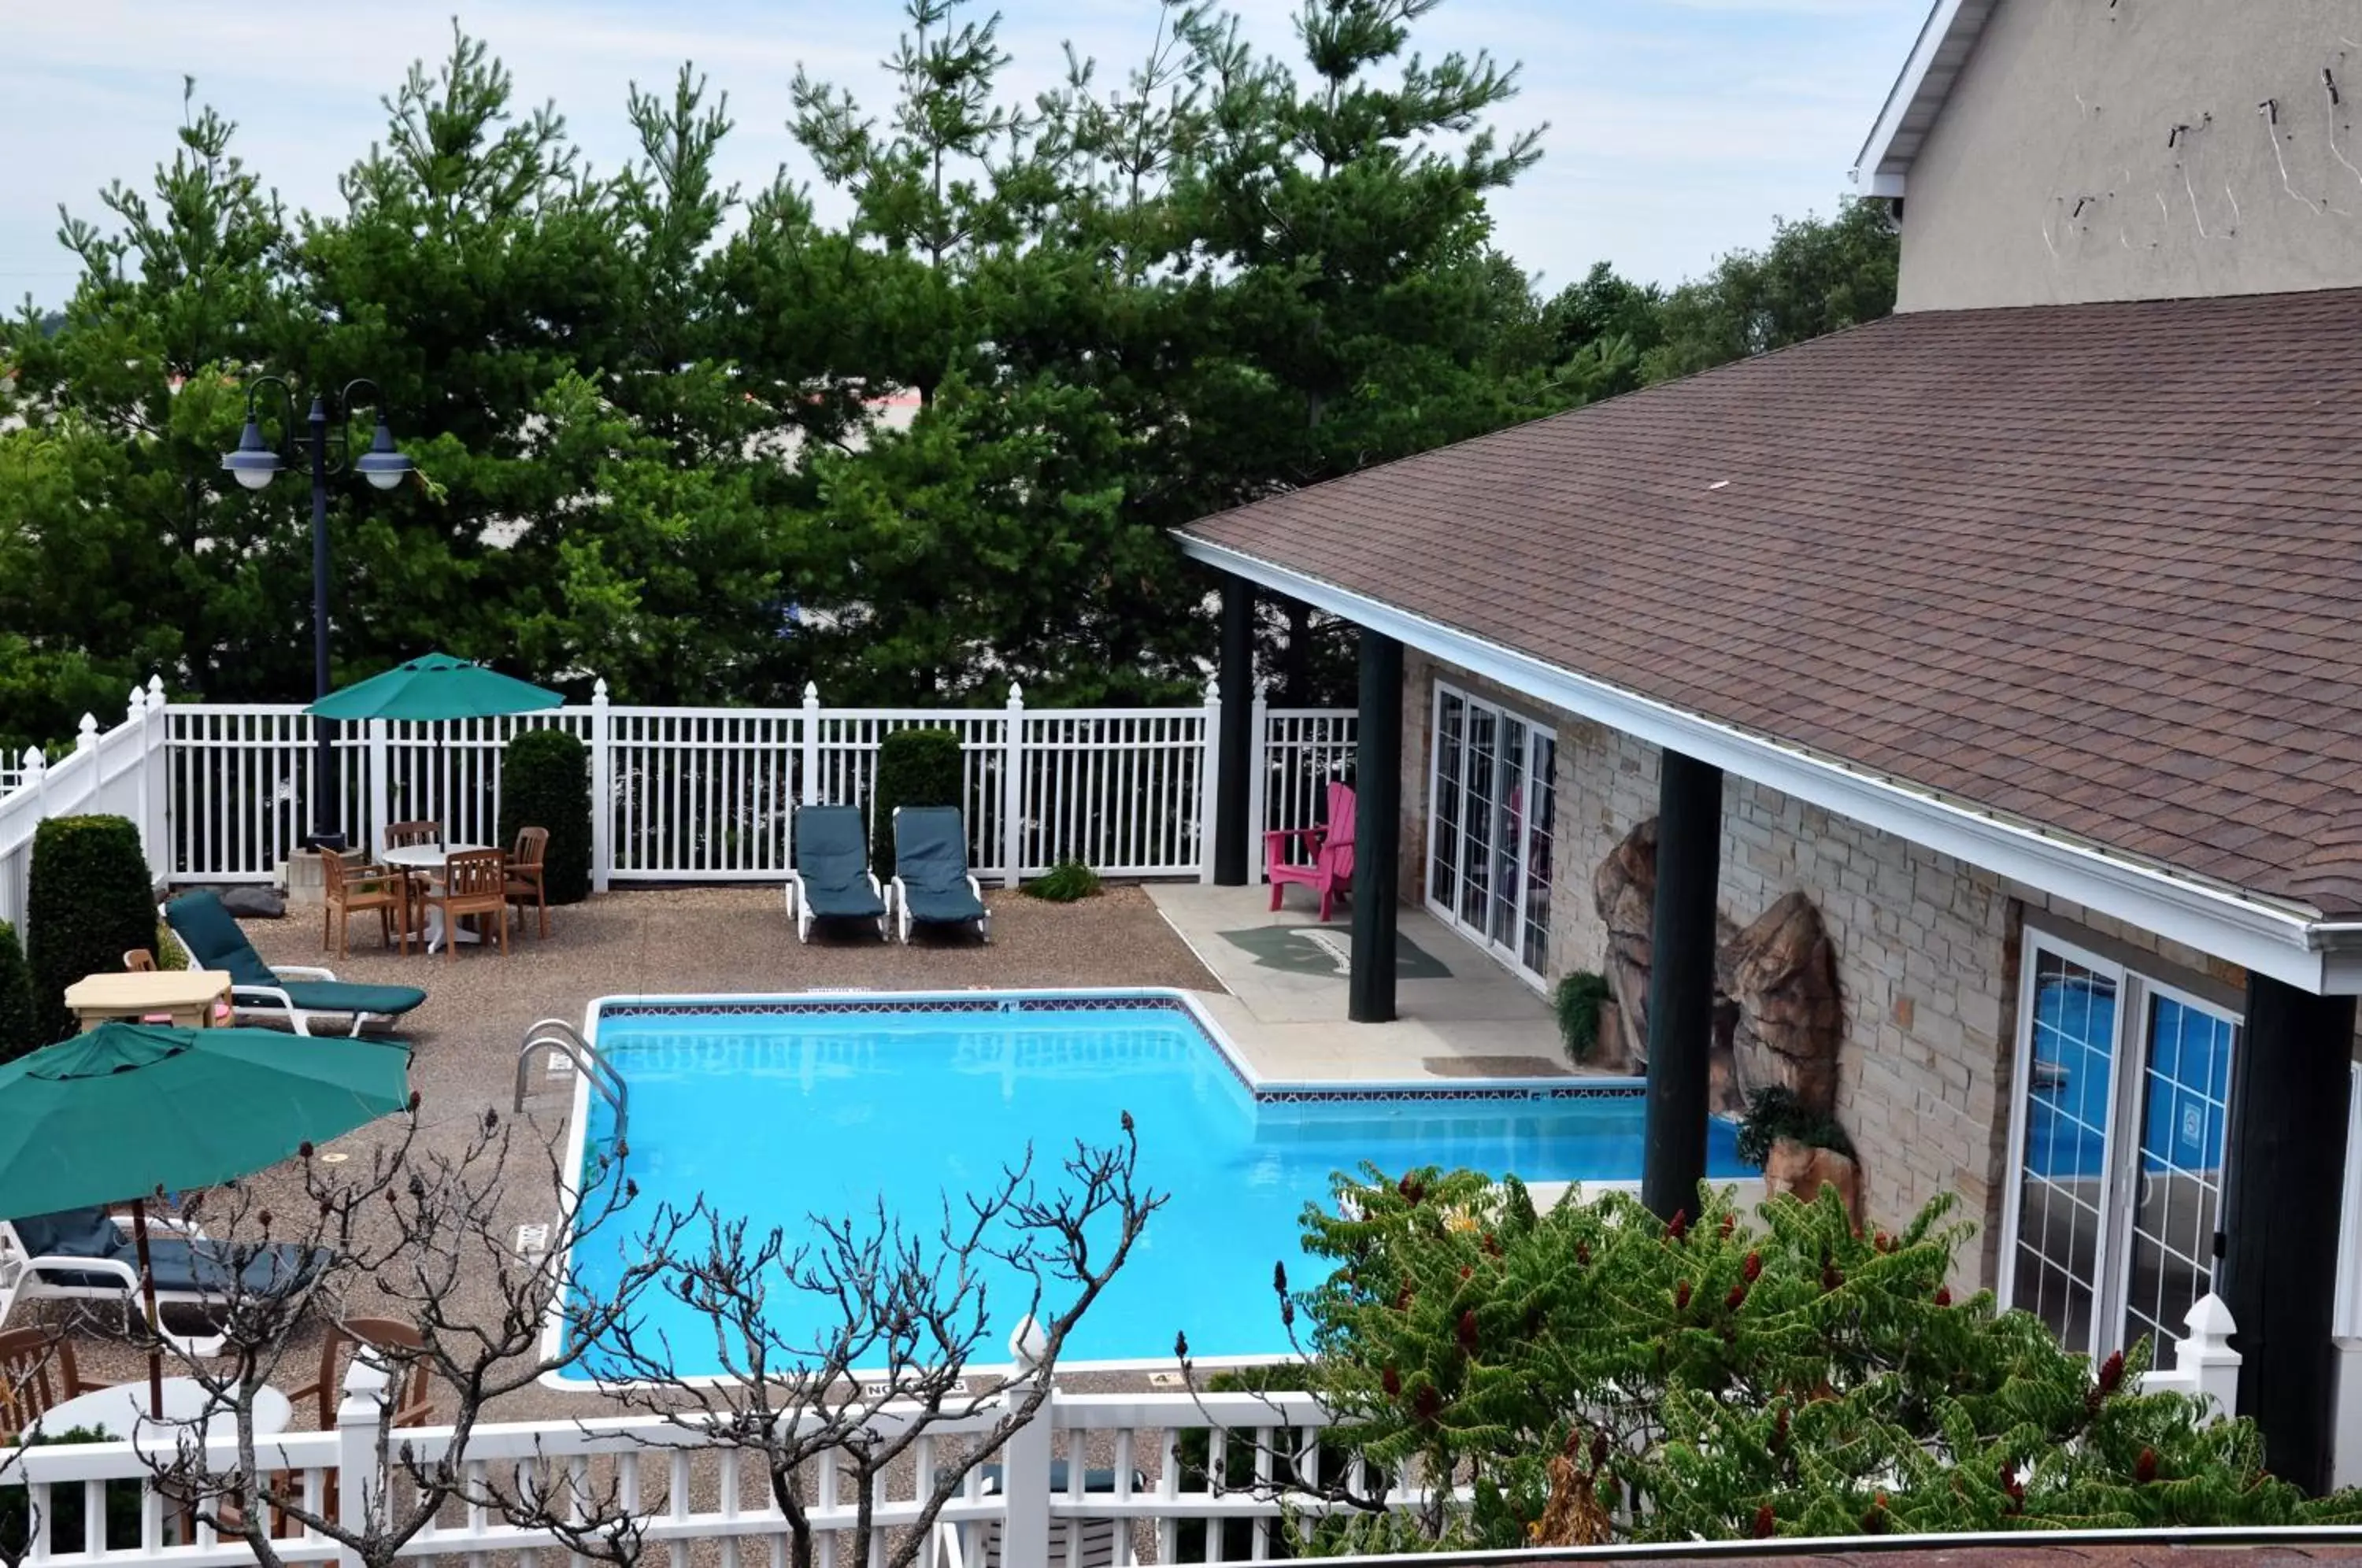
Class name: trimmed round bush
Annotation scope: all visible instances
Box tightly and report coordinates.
[497,727,594,904]
[26,814,155,1043]
[871,727,965,875]
[0,919,38,1063]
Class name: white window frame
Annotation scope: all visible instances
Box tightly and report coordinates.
[1999,926,2242,1359]
[1424,680,1555,988]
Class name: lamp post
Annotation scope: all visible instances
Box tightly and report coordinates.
[220,378,413,852]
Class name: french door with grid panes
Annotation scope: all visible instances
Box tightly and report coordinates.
[1425,684,1556,983]
[2001,931,2241,1359]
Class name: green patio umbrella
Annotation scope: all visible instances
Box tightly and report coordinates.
[308,652,564,838]
[0,1023,413,1416]
[306,651,562,723]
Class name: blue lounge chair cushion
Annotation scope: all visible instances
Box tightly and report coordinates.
[13,1207,120,1260]
[271,981,427,1019]
[12,1207,324,1297]
[138,1239,328,1296]
[164,891,278,989]
[795,807,887,919]
[894,808,986,925]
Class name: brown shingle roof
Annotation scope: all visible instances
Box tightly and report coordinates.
[1179,287,2362,917]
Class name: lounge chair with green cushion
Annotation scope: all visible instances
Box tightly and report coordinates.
[783,804,888,943]
[164,889,426,1037]
[888,806,990,944]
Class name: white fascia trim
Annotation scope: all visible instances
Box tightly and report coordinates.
[1850,0,1965,191]
[1183,536,2348,994]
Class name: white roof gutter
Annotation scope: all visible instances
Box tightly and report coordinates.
[1182,534,2362,995]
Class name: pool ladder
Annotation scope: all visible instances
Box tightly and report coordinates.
[513,1019,628,1146]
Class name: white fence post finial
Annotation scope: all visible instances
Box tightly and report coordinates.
[75,714,98,754]
[996,1316,1056,1566]
[589,679,614,893]
[1001,683,1025,889]
[2173,1291,2242,1418]
[801,682,822,808]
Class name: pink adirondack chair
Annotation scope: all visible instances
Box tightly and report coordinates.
[1265,782,1357,921]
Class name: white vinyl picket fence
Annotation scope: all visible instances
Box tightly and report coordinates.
[0,679,1357,930]
[0,1296,2244,1568]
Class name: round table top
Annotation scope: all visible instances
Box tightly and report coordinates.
[381,842,489,869]
[35,1377,293,1451]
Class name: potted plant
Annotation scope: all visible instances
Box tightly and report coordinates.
[1737,1085,1860,1220]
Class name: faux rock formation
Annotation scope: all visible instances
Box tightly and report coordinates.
[1725,891,1844,1117]
[1591,818,1658,1070]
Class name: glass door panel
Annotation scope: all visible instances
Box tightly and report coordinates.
[1458,708,1497,932]
[1430,693,1464,912]
[1521,736,1557,974]
[2121,995,2236,1351]
[1490,718,1527,949]
[2011,946,2120,1355]
[1423,685,1557,985]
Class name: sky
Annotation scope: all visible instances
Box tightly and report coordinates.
[0,0,1929,310]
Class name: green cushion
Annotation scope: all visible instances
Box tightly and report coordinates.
[165,891,277,989]
[268,981,427,1019]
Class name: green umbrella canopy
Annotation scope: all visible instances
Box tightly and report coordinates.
[0,1023,412,1219]
[306,652,563,723]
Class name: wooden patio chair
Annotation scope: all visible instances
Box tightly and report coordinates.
[1264,780,1357,922]
[321,852,409,959]
[0,1326,101,1434]
[426,849,509,960]
[504,827,550,938]
[274,1318,436,1523]
[382,819,440,923]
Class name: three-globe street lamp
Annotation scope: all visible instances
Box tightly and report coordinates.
[219,378,414,852]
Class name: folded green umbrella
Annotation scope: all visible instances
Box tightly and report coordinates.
[305,651,561,723]
[0,1023,412,1415]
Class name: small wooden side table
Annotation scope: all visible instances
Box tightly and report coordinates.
[65,970,234,1032]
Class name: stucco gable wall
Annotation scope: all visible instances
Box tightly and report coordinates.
[1895,0,2362,309]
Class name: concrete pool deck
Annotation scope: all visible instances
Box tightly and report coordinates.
[1145,882,1597,1083]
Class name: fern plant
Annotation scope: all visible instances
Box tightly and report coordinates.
[1553,971,1611,1062]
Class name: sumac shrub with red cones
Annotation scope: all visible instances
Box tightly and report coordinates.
[1260,1170,2362,1551]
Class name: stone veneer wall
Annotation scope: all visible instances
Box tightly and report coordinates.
[1401,652,2020,1288]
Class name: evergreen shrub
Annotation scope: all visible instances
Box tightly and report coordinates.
[26,815,153,1042]
[1734,1085,1855,1167]
[497,728,593,904]
[0,919,36,1063]
[871,728,965,875]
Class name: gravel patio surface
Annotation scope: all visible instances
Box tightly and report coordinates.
[58,884,1221,1424]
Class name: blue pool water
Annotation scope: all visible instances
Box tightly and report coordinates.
[565,997,1749,1372]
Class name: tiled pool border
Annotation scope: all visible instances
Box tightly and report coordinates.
[588,987,1649,1107]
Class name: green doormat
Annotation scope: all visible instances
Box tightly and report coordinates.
[1217,925,1451,980]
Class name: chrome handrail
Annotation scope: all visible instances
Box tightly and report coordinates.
[513,1018,627,1145]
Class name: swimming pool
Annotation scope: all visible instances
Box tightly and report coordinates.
[555,990,1750,1378]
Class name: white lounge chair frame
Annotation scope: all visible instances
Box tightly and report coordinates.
[161,903,403,1037]
[781,871,889,945]
[885,808,991,945]
[0,1215,227,1356]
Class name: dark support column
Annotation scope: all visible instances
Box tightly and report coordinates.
[1640,749,1724,1223]
[2219,973,2354,1494]
[1348,630,1403,1024]
[1212,576,1255,886]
